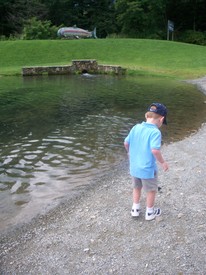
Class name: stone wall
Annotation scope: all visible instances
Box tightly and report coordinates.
[22,60,126,76]
[22,65,73,76]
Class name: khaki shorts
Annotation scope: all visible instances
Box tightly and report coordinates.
[132,174,158,192]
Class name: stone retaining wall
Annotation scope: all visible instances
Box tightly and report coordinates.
[22,60,126,76]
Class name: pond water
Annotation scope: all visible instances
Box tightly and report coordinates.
[0,74,206,230]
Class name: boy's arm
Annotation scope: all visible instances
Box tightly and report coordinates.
[151,148,169,171]
[124,141,129,153]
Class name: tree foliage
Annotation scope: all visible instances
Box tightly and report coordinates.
[115,0,166,38]
[114,0,206,42]
[22,17,58,40]
[0,0,47,36]
[42,0,116,38]
[0,0,206,44]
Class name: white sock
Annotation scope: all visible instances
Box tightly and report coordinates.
[133,203,140,209]
[146,206,154,213]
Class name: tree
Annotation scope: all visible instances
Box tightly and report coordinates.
[22,17,58,39]
[0,0,47,37]
[166,0,206,32]
[44,0,116,38]
[114,0,166,38]
[41,0,74,27]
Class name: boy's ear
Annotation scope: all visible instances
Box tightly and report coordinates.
[160,116,165,123]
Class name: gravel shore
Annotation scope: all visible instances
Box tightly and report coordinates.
[1,78,206,274]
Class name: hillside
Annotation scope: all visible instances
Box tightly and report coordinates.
[1,39,206,78]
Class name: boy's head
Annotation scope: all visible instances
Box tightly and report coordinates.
[146,103,168,125]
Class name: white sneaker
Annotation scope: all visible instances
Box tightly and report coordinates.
[145,208,161,221]
[131,208,140,218]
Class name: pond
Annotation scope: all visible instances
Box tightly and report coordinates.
[0,74,206,230]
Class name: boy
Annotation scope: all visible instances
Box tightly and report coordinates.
[124,103,169,221]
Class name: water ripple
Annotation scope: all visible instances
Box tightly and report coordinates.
[1,75,206,230]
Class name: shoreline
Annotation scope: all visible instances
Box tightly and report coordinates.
[1,77,206,274]
[185,76,206,96]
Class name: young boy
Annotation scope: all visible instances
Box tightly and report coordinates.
[124,103,169,221]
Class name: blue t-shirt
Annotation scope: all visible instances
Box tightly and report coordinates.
[124,122,161,179]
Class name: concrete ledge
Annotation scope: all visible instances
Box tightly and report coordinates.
[22,60,126,76]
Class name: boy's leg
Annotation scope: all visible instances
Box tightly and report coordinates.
[143,177,161,221]
[131,177,142,217]
[146,190,156,208]
[133,187,142,204]
[131,187,142,217]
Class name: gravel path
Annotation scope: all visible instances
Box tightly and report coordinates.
[1,78,206,274]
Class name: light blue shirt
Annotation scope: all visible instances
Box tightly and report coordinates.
[124,122,161,179]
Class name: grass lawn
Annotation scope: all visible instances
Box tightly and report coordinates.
[0,39,206,79]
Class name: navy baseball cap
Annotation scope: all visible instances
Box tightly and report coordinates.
[147,103,168,125]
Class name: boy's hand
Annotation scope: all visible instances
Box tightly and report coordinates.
[151,149,169,171]
[160,161,169,171]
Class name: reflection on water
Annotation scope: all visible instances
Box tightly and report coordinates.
[0,75,206,230]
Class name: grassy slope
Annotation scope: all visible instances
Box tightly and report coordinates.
[0,39,206,79]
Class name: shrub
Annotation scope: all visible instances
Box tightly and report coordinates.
[22,17,58,40]
[180,30,206,45]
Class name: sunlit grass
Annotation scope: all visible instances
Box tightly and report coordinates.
[1,39,206,79]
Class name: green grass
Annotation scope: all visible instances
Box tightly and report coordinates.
[1,39,206,79]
